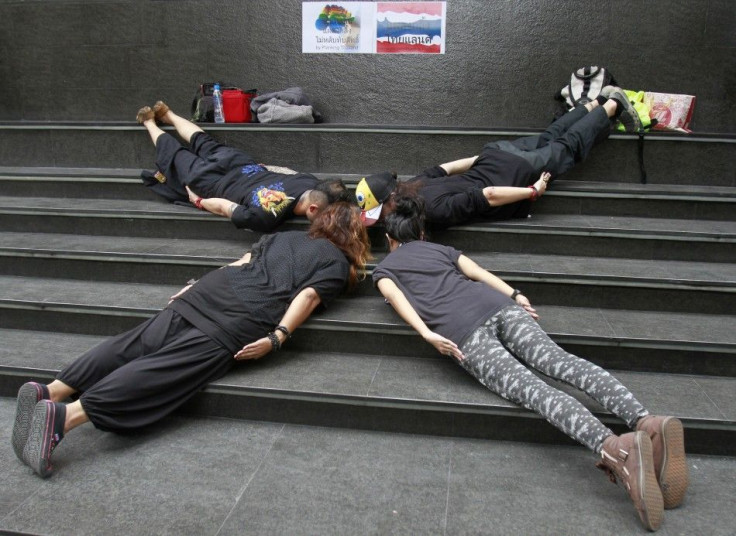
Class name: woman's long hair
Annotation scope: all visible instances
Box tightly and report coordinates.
[309,202,372,289]
[384,193,425,244]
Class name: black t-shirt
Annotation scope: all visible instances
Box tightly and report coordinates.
[409,147,536,227]
[169,231,349,353]
[372,240,512,345]
[223,170,319,232]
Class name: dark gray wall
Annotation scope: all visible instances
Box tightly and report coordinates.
[1,0,734,132]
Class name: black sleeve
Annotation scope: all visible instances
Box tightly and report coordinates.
[230,205,278,232]
[301,258,349,307]
[410,165,448,182]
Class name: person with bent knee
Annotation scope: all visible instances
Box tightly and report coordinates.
[137,102,352,232]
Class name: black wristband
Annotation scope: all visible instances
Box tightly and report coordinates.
[267,332,281,352]
[510,289,523,301]
[275,325,291,338]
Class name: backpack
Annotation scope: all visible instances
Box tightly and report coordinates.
[557,66,617,111]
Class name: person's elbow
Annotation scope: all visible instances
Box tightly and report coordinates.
[300,287,322,308]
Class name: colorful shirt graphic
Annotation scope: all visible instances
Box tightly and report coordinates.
[376,2,445,54]
[251,182,295,217]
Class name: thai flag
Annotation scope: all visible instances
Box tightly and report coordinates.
[376,2,445,54]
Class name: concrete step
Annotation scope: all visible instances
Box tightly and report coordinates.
[3,196,735,261]
[2,167,736,221]
[1,232,734,314]
[0,277,733,376]
[1,123,734,186]
[1,329,733,456]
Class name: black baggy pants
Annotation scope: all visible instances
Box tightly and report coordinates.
[57,309,234,432]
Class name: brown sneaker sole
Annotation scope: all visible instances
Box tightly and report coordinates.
[136,106,154,124]
[658,417,689,509]
[152,101,170,120]
[635,433,664,531]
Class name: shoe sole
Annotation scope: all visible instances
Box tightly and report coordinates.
[610,91,642,133]
[635,433,664,531]
[12,383,44,461]
[658,417,689,509]
[22,401,56,478]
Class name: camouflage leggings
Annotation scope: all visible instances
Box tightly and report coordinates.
[459,305,648,453]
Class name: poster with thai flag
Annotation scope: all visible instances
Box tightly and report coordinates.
[302,2,446,54]
[376,2,446,54]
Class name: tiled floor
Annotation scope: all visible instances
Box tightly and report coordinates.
[2,398,735,536]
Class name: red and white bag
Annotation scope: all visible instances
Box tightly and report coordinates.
[643,92,696,133]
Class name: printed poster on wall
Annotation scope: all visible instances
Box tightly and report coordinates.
[302,2,446,54]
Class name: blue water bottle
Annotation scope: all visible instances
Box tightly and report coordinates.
[213,84,225,123]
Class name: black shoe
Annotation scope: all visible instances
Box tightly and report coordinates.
[608,88,643,133]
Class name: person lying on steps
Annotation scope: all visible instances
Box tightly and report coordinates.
[356,87,641,228]
[372,193,688,532]
[137,101,352,232]
[12,203,371,479]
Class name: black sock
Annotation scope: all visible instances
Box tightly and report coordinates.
[610,97,627,119]
[596,95,607,106]
[52,403,66,441]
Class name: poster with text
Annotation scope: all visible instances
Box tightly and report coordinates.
[303,2,446,54]
[302,2,374,53]
[376,2,445,54]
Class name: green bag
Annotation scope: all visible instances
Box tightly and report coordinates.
[615,90,654,132]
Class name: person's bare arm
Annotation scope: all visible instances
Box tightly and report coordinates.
[234,287,322,360]
[377,278,464,360]
[482,171,551,207]
[186,186,238,219]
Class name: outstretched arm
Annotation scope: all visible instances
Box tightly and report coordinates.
[457,255,538,319]
[234,287,322,360]
[482,171,551,207]
[376,278,464,360]
[186,186,238,219]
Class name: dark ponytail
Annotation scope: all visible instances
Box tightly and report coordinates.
[384,193,425,243]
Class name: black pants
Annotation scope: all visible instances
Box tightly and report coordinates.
[154,131,257,198]
[484,106,611,176]
[57,309,234,432]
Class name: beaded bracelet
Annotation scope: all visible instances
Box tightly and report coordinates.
[267,332,281,352]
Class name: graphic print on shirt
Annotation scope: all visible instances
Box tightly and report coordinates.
[242,164,266,176]
[251,182,295,216]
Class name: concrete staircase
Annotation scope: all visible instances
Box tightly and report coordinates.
[1,124,735,460]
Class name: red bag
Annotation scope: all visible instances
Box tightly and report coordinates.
[222,89,257,123]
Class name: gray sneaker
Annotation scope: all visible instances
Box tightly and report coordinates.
[12,382,48,461]
[607,88,643,133]
[22,400,63,478]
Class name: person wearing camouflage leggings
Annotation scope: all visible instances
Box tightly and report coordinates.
[372,194,689,531]
[459,304,646,453]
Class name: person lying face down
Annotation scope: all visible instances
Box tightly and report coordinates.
[357,89,639,229]
[137,101,353,232]
[12,202,371,479]
[372,193,688,531]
